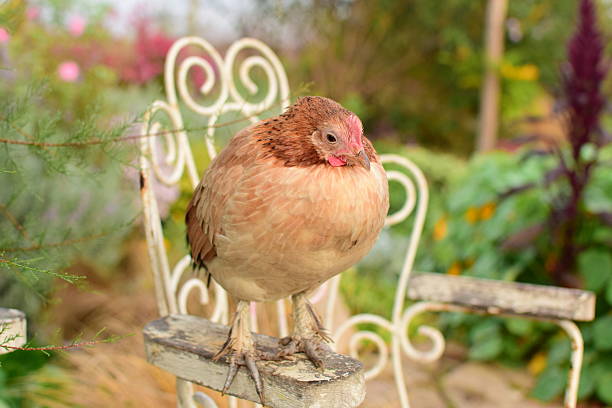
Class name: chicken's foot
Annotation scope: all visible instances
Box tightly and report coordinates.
[212,300,265,404]
[276,292,332,369]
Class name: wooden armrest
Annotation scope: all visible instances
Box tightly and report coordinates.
[407,272,595,321]
[143,314,365,408]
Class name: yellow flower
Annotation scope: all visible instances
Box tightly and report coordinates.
[480,202,497,221]
[465,207,479,224]
[528,352,547,375]
[433,216,448,241]
[447,262,462,276]
[501,63,539,81]
[518,64,539,81]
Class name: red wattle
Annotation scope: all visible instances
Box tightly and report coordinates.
[328,155,347,167]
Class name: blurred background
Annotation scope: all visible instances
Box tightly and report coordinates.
[0,0,611,407]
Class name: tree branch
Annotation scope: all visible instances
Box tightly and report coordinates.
[0,231,110,252]
[0,203,30,241]
[0,103,285,148]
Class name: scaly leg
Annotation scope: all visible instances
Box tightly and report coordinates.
[212,301,265,404]
[276,292,332,368]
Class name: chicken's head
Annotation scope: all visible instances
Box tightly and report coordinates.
[256,96,372,169]
[310,112,370,170]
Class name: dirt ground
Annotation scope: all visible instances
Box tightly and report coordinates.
[45,239,573,408]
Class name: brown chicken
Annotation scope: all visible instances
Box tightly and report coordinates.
[186,96,389,403]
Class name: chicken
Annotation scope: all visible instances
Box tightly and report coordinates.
[186,96,389,403]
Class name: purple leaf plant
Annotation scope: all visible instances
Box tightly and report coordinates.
[550,0,608,286]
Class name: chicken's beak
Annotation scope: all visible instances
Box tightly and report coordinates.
[357,149,371,171]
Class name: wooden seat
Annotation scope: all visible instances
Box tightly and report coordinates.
[408,272,595,321]
[144,314,365,408]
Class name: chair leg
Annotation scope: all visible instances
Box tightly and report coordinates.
[554,320,583,408]
[176,379,197,408]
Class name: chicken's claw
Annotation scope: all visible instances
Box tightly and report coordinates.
[213,301,265,405]
[275,336,331,369]
[214,348,265,404]
[245,355,264,402]
[304,340,326,369]
[221,356,239,395]
[274,292,334,369]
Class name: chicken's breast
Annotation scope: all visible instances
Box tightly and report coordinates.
[187,128,389,302]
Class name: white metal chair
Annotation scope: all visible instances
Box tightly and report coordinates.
[139,36,595,408]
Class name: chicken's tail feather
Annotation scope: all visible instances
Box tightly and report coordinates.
[190,259,212,289]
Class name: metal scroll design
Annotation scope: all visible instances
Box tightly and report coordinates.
[139,36,289,408]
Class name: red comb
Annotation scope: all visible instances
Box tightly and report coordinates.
[347,114,363,148]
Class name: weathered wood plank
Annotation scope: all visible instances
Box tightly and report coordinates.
[143,314,365,408]
[0,308,26,354]
[408,272,595,321]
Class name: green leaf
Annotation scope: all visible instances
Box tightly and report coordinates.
[505,318,533,336]
[593,315,612,351]
[469,335,503,361]
[591,353,612,378]
[503,336,530,361]
[577,365,595,400]
[596,372,612,405]
[531,366,566,401]
[578,250,612,292]
[469,320,503,361]
[606,276,612,304]
[547,338,570,365]
[580,143,597,162]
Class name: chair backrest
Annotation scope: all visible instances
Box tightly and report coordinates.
[139,36,428,408]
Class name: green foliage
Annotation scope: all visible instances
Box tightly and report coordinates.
[0,348,73,408]
[596,371,612,404]
[431,147,612,403]
[0,349,49,407]
[593,315,612,351]
[531,365,567,401]
[468,320,504,361]
[0,3,154,405]
[0,80,138,318]
[579,250,612,292]
[0,1,163,321]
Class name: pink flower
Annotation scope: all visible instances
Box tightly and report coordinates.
[0,27,9,44]
[26,7,41,21]
[67,15,87,37]
[58,61,80,82]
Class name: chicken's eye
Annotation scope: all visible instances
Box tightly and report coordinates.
[326,133,337,143]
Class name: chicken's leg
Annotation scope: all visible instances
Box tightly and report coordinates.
[212,300,264,404]
[277,292,332,368]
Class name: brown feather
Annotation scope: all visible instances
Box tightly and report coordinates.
[252,96,379,167]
